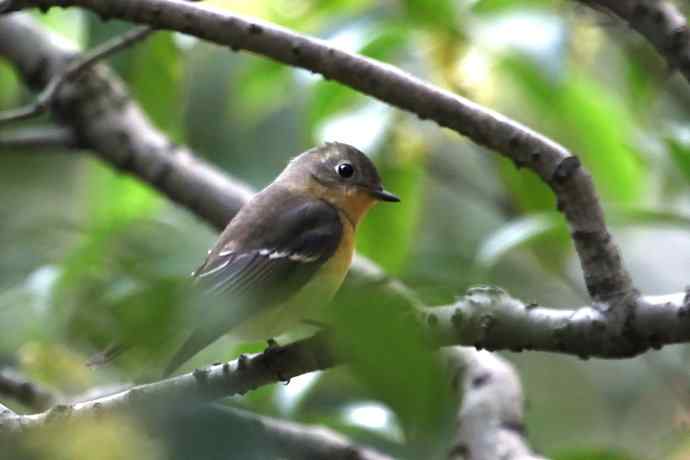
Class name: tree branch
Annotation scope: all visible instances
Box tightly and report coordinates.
[446,348,547,460]
[0,368,58,412]
[211,406,394,460]
[0,10,687,357]
[0,368,393,460]
[0,285,687,435]
[0,126,77,150]
[578,0,690,84]
[425,286,690,358]
[4,0,634,305]
[0,25,153,125]
[0,332,336,432]
[0,13,256,233]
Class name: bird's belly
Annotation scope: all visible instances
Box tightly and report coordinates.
[232,218,355,341]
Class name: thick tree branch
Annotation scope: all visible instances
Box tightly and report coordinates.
[4,0,634,305]
[579,0,690,83]
[0,286,688,435]
[446,348,546,460]
[425,286,690,358]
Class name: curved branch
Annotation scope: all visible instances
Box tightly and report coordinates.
[1,11,688,358]
[446,348,547,460]
[579,0,690,83]
[5,0,633,304]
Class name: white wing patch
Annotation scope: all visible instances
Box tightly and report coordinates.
[198,247,320,281]
[288,253,319,263]
[196,258,231,278]
[258,249,319,263]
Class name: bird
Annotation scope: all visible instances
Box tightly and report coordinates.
[162,142,399,376]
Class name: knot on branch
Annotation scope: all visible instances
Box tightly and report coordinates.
[551,156,581,184]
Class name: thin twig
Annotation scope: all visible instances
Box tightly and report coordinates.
[0,126,77,150]
[0,368,58,411]
[0,25,152,125]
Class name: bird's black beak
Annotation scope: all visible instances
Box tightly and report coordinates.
[370,187,400,202]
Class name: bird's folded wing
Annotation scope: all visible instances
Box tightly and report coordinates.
[162,196,343,376]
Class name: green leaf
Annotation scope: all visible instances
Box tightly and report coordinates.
[33,7,85,46]
[85,17,183,137]
[472,0,550,14]
[554,448,639,460]
[476,212,564,267]
[400,0,458,34]
[668,136,690,185]
[0,62,19,110]
[501,56,645,207]
[329,284,454,456]
[234,59,291,121]
[608,206,690,228]
[356,147,425,275]
[307,24,408,134]
[129,32,184,140]
[85,15,136,75]
[85,161,160,226]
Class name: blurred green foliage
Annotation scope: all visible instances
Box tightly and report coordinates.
[2,0,690,459]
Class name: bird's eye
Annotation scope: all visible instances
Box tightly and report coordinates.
[336,162,355,178]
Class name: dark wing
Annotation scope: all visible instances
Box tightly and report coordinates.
[162,196,342,376]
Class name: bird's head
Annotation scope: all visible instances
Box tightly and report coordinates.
[277,142,399,226]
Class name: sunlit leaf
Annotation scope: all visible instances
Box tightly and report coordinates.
[18,341,92,390]
[10,415,164,460]
[477,212,563,267]
[501,56,645,206]
[33,7,85,46]
[400,0,458,35]
[472,0,551,14]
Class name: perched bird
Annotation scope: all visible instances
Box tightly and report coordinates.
[163,142,399,376]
